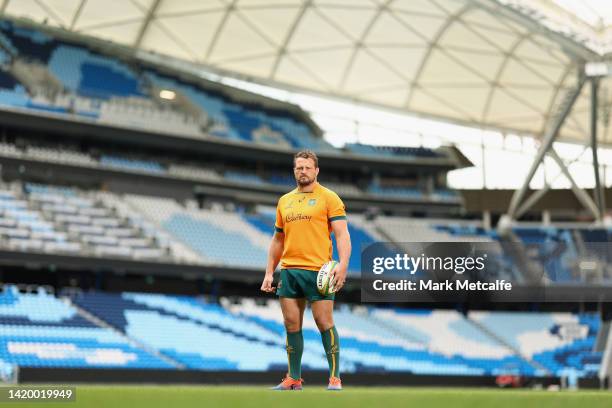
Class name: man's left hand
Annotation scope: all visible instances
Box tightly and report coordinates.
[329,263,348,293]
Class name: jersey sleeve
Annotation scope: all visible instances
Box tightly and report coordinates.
[274,198,284,233]
[327,191,347,222]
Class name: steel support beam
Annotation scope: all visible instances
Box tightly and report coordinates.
[591,78,606,222]
[548,149,600,218]
[70,0,87,30]
[507,74,586,219]
[205,0,239,62]
[599,323,612,389]
[514,184,551,220]
[514,147,598,218]
[133,0,162,48]
[0,0,10,15]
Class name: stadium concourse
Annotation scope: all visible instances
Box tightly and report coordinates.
[0,3,606,400]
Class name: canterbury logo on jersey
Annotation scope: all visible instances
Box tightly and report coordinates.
[285,213,312,223]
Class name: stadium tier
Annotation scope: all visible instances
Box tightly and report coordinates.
[345,144,442,158]
[48,46,144,100]
[0,69,28,107]
[0,139,460,204]
[71,291,318,371]
[368,185,424,199]
[100,155,165,174]
[374,216,492,243]
[144,71,337,153]
[436,223,612,284]
[1,180,612,283]
[0,285,174,379]
[0,285,600,379]
[366,185,461,202]
[0,19,458,166]
[469,311,602,378]
[0,185,82,254]
[0,183,170,260]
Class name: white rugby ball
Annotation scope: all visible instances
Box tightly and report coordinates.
[317,260,339,295]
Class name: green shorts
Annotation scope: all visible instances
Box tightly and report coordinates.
[276,268,335,302]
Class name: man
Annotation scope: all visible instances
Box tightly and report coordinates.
[260,150,351,391]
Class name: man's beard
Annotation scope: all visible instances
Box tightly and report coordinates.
[296,175,315,186]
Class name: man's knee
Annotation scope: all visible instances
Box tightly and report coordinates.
[311,300,334,332]
[283,315,301,332]
[313,315,334,332]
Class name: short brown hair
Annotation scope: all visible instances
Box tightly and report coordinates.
[293,150,318,168]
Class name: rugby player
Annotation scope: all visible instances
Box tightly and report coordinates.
[260,150,351,391]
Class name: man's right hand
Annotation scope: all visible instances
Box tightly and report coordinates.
[260,274,276,293]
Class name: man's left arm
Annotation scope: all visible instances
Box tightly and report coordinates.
[330,219,351,292]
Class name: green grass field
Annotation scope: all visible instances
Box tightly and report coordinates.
[9,386,612,408]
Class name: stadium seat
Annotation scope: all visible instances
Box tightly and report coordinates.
[0,285,173,370]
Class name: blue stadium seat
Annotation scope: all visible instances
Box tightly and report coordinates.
[145,71,336,152]
[368,185,425,198]
[49,46,144,99]
[470,311,601,377]
[163,213,268,268]
[73,292,326,371]
[346,143,441,159]
[0,286,172,369]
[100,155,165,174]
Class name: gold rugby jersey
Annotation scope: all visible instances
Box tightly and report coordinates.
[274,182,346,271]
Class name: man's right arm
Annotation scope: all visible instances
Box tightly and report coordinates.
[260,231,284,292]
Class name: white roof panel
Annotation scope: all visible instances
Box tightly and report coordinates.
[6,0,612,143]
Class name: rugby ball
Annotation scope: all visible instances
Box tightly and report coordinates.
[317,260,339,295]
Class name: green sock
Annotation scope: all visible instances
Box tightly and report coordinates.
[286,330,303,380]
[321,326,340,378]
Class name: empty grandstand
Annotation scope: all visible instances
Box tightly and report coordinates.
[0,3,606,395]
[0,285,602,384]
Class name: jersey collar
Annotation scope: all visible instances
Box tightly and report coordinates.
[295,181,319,194]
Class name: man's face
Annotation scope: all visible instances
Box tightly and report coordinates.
[294,157,319,187]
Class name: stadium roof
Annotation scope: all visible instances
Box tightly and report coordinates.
[5,0,612,143]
